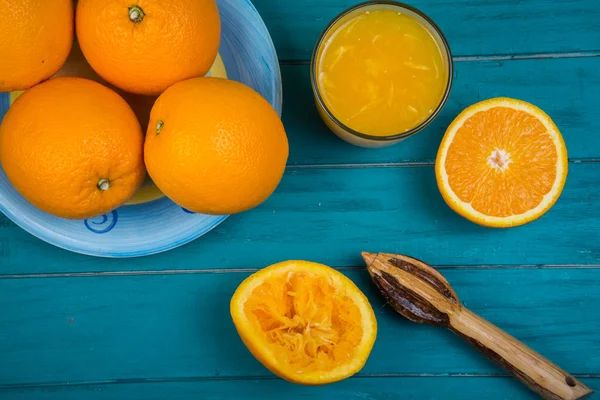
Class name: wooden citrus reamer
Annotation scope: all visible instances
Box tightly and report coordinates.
[362,252,593,400]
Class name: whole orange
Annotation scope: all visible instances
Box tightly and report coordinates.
[0,77,145,219]
[76,0,221,95]
[144,77,288,215]
[0,0,73,91]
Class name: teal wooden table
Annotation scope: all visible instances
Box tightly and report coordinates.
[1,0,600,398]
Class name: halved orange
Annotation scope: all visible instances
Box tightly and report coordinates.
[230,261,377,385]
[436,98,568,227]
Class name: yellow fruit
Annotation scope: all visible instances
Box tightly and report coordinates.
[435,98,568,227]
[144,77,288,215]
[0,77,145,219]
[230,261,377,385]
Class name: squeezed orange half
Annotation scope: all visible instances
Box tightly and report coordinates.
[230,261,377,385]
[315,5,450,138]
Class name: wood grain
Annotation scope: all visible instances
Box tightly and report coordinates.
[451,310,593,400]
[253,0,600,60]
[283,57,600,165]
[2,377,599,400]
[2,163,599,274]
[1,1,600,398]
[365,253,592,399]
[0,268,598,386]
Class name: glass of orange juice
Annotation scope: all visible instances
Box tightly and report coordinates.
[311,1,453,147]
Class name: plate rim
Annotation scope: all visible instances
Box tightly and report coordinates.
[0,200,230,258]
[0,0,281,258]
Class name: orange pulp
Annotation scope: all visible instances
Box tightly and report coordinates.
[316,8,449,136]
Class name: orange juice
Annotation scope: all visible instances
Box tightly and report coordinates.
[312,3,452,147]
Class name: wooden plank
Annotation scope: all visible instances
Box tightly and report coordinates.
[3,377,599,400]
[0,268,598,385]
[1,163,599,274]
[283,57,600,165]
[253,0,600,60]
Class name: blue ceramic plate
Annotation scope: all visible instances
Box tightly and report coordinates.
[0,0,282,258]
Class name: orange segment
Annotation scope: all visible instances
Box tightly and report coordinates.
[230,261,377,385]
[436,98,568,227]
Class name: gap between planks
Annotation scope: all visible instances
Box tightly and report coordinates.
[1,265,599,280]
[286,159,600,169]
[2,48,598,395]
[1,373,598,390]
[279,50,600,65]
